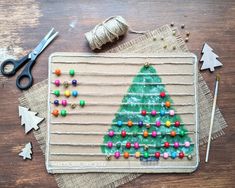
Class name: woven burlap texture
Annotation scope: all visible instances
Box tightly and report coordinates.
[18,25,227,188]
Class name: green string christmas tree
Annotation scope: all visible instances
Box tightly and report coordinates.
[101,65,193,161]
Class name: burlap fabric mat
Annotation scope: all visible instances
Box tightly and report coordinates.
[18,25,227,188]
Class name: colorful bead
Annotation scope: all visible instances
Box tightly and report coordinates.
[165,101,171,108]
[141,110,147,116]
[60,109,67,117]
[138,121,144,127]
[63,81,69,88]
[71,103,77,109]
[151,131,157,137]
[160,110,165,116]
[117,120,122,126]
[121,130,126,137]
[143,130,148,138]
[54,100,59,106]
[135,152,141,158]
[126,142,131,149]
[179,151,185,159]
[151,110,157,116]
[55,69,61,76]
[144,144,149,150]
[54,79,60,86]
[184,141,190,147]
[145,123,151,129]
[105,154,111,161]
[171,152,177,159]
[127,120,133,127]
[52,109,59,117]
[79,100,85,107]
[187,155,193,160]
[69,69,75,76]
[175,121,180,127]
[174,142,179,148]
[61,99,67,107]
[165,120,171,127]
[169,110,175,116]
[53,90,60,97]
[144,151,149,158]
[64,90,70,97]
[72,79,77,86]
[163,152,169,159]
[155,120,161,127]
[134,142,139,149]
[124,152,129,159]
[116,142,121,149]
[114,151,120,159]
[72,90,78,97]
[107,141,113,148]
[108,130,115,137]
[170,131,176,137]
[164,142,170,148]
[155,152,161,158]
[179,130,186,136]
[160,91,166,98]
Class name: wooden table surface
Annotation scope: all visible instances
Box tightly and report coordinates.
[0,0,234,187]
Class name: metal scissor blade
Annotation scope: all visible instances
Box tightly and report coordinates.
[39,31,59,54]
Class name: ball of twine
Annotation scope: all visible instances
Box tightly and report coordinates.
[85,16,146,50]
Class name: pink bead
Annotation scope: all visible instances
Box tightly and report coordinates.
[108,130,114,137]
[151,110,157,116]
[114,151,120,159]
[151,131,157,137]
[185,141,190,147]
[169,110,175,116]
[163,152,169,159]
[61,99,67,107]
[107,141,113,148]
[174,142,179,148]
[155,120,161,127]
[134,142,139,149]
[54,79,60,86]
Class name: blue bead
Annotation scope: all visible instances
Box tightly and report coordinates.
[117,120,122,126]
[72,79,77,86]
[171,152,177,159]
[72,90,78,97]
[138,121,144,127]
[54,100,59,106]
[160,110,165,116]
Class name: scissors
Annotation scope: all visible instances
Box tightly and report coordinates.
[0,28,59,90]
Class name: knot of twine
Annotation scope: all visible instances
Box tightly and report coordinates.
[85,16,146,50]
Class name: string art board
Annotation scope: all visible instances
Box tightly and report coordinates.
[46,52,199,173]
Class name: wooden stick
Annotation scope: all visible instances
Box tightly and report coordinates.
[205,74,220,162]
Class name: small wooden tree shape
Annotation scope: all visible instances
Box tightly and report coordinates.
[19,142,32,160]
[200,43,222,72]
[19,106,44,134]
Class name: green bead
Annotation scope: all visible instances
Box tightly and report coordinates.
[144,151,149,158]
[79,100,85,107]
[179,130,186,136]
[116,142,121,149]
[69,69,75,76]
[54,90,60,97]
[60,109,67,117]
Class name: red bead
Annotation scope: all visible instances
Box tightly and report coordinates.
[55,69,61,76]
[164,142,170,148]
[121,130,126,137]
[175,121,181,127]
[160,92,166,98]
[155,152,161,158]
[126,142,131,149]
[179,151,185,159]
[141,110,147,116]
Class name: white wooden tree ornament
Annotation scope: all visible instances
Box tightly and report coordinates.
[200,43,223,72]
[19,142,32,160]
[18,106,44,134]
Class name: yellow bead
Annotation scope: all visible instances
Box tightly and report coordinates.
[165,120,171,127]
[64,90,70,97]
[135,152,141,158]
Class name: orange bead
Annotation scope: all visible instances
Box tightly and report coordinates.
[124,152,129,159]
[165,101,171,108]
[127,120,133,127]
[170,131,176,137]
[55,69,61,76]
[52,109,59,117]
[143,130,148,138]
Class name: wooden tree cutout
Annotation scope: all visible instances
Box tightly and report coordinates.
[200,43,223,72]
[19,142,32,160]
[19,106,44,134]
